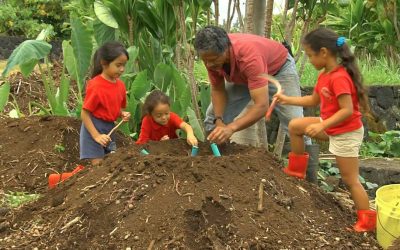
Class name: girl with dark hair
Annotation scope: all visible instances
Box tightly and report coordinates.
[274,28,374,232]
[136,90,198,146]
[80,41,131,165]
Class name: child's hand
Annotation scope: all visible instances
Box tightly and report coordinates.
[273,92,289,104]
[305,123,324,137]
[95,134,111,147]
[186,135,198,146]
[161,135,170,141]
[121,111,131,122]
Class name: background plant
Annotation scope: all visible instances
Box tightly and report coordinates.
[361,130,400,158]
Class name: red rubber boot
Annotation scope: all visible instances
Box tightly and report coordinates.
[283,152,309,179]
[353,210,376,232]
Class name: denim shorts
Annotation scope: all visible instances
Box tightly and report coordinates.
[80,115,117,160]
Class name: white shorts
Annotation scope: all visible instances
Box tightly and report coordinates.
[328,126,364,158]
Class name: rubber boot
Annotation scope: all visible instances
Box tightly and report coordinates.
[305,144,320,183]
[283,152,309,179]
[353,210,376,232]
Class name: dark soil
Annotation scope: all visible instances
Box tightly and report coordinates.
[0,117,381,249]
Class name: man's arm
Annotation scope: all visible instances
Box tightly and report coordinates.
[207,85,269,144]
[211,82,227,126]
[227,85,268,132]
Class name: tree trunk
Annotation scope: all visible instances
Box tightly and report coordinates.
[213,0,219,25]
[235,0,244,32]
[245,0,254,32]
[226,0,232,30]
[253,0,266,35]
[284,0,299,44]
[282,0,289,28]
[264,0,274,38]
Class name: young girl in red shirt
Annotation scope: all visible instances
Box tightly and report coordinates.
[80,42,131,165]
[136,90,198,146]
[274,28,375,232]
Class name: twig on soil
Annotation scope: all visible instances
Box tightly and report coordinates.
[147,240,155,250]
[30,164,39,173]
[109,227,118,236]
[172,173,176,190]
[82,184,97,192]
[61,216,81,232]
[175,180,182,196]
[257,179,266,212]
[16,79,22,94]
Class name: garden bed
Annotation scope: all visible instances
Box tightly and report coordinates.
[0,116,380,249]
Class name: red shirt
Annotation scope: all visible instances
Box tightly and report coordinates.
[136,112,183,144]
[83,75,127,122]
[207,33,288,90]
[315,66,363,135]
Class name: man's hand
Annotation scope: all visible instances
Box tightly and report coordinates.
[207,125,234,144]
[94,134,111,147]
[305,123,324,138]
[121,111,131,122]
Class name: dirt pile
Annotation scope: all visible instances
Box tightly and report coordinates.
[0,117,380,249]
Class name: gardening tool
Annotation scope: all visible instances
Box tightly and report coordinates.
[191,146,199,156]
[107,120,124,137]
[48,165,85,189]
[259,74,283,121]
[210,143,221,157]
[140,148,150,155]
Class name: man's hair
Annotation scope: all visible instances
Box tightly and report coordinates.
[194,26,231,54]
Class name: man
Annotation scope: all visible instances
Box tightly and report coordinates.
[194,25,311,146]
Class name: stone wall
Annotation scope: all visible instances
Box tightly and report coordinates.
[0,36,62,60]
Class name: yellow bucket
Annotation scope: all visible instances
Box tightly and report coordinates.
[376,184,400,249]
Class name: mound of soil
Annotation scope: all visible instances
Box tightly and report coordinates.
[0,117,380,249]
[0,116,131,193]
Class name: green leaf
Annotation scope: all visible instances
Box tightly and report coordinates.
[0,83,10,112]
[1,40,51,77]
[186,107,205,142]
[199,84,210,117]
[366,182,378,190]
[328,167,340,175]
[70,16,93,96]
[125,46,139,73]
[94,0,119,29]
[154,63,173,92]
[130,70,150,100]
[93,18,116,46]
[358,175,366,184]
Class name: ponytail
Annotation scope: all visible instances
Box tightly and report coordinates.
[337,44,369,112]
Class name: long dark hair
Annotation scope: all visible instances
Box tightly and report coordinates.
[303,27,369,112]
[91,41,129,78]
[142,90,170,118]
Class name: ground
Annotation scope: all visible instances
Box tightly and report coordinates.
[0,116,382,249]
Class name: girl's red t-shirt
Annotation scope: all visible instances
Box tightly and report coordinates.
[314,66,363,135]
[83,75,127,122]
[136,112,183,144]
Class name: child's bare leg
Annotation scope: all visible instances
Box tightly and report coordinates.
[289,117,328,154]
[91,158,103,166]
[336,156,369,210]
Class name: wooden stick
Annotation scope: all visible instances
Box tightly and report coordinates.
[257,179,266,212]
[147,240,155,250]
[107,120,124,137]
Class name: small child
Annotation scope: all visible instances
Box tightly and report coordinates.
[274,28,375,232]
[136,90,198,146]
[80,41,131,165]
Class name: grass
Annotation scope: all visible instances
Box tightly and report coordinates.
[194,56,400,87]
[299,56,400,87]
[1,191,40,208]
